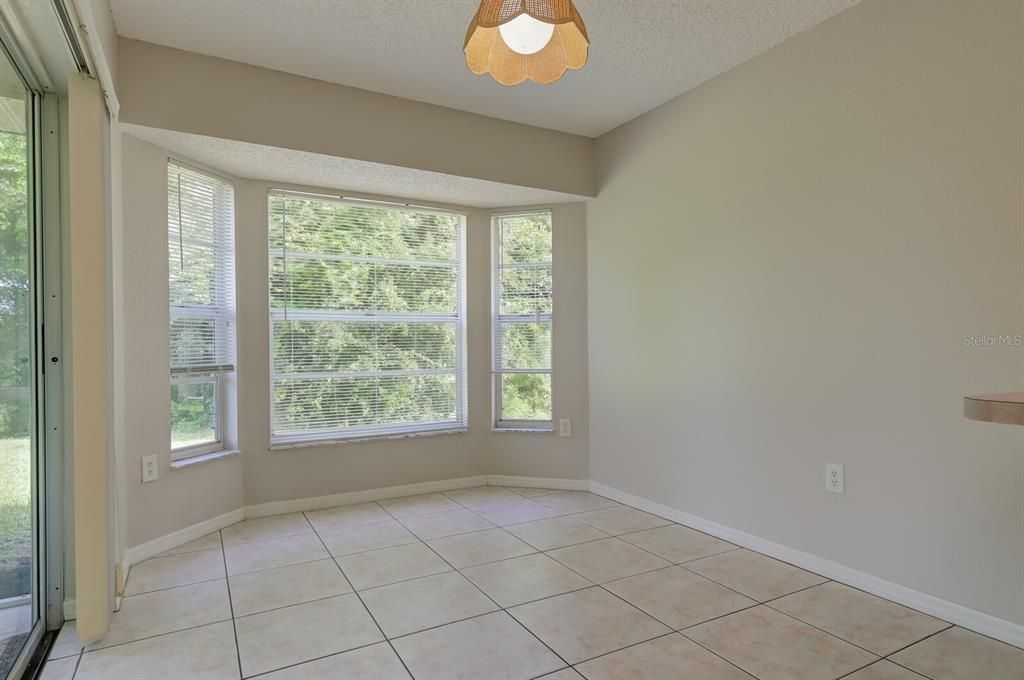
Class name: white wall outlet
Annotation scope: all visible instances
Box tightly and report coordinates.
[558,418,572,437]
[142,454,158,483]
[826,463,844,494]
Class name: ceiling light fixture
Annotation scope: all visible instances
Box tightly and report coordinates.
[464,0,589,86]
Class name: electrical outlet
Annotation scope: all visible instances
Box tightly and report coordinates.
[142,455,158,483]
[825,463,844,494]
[558,418,572,437]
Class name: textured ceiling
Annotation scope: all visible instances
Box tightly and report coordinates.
[123,125,586,208]
[110,0,859,137]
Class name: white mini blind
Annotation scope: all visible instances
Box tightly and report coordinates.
[492,211,553,425]
[268,191,467,444]
[168,161,236,376]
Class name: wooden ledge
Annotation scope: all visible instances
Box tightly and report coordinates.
[963,392,1024,425]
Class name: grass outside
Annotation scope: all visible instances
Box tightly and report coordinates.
[0,438,30,599]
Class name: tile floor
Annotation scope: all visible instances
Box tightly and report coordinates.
[39,486,1024,680]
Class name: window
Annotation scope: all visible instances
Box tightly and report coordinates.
[168,161,236,459]
[492,211,553,429]
[268,191,467,444]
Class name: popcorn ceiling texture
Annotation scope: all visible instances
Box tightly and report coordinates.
[121,124,585,208]
[110,0,859,137]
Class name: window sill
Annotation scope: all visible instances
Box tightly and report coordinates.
[170,448,240,470]
[491,427,554,434]
[270,427,468,450]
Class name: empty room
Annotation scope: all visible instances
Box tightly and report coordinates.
[0,0,1021,679]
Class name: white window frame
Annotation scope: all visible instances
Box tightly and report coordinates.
[491,210,554,432]
[267,190,468,447]
[168,160,236,461]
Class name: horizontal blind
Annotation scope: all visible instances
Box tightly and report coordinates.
[269,191,467,443]
[492,211,553,424]
[168,162,235,376]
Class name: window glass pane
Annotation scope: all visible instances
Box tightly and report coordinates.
[500,322,551,370]
[500,373,551,422]
[270,256,457,314]
[273,321,457,374]
[273,374,457,436]
[269,194,466,442]
[500,214,551,265]
[171,377,217,450]
[0,57,33,674]
[499,266,552,315]
[270,198,456,262]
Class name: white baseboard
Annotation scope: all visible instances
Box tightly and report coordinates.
[124,508,245,567]
[589,481,1024,649]
[62,599,75,621]
[487,475,589,491]
[244,475,489,519]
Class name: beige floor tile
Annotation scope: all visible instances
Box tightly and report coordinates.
[618,524,737,563]
[259,643,411,679]
[337,542,451,590]
[399,508,494,540]
[304,502,392,533]
[444,485,521,508]
[224,533,329,576]
[318,519,417,556]
[685,549,827,601]
[427,528,535,568]
[889,626,1024,680]
[462,553,592,607]
[158,532,222,557]
[221,513,312,547]
[360,571,498,638]
[506,487,562,498]
[605,566,756,629]
[572,507,671,535]
[39,656,78,680]
[534,491,621,514]
[392,611,565,680]
[509,587,671,664]
[470,498,561,526]
[771,582,949,655]
[576,633,754,680]
[76,620,239,680]
[845,660,929,680]
[90,579,232,650]
[547,538,670,583]
[125,548,225,595]
[48,622,83,660]
[235,594,383,677]
[228,559,351,617]
[684,606,877,680]
[378,492,460,518]
[505,516,610,551]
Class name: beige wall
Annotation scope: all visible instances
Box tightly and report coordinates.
[121,135,244,548]
[120,135,589,542]
[588,0,1023,627]
[117,39,595,198]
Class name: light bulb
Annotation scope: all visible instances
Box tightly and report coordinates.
[498,14,555,55]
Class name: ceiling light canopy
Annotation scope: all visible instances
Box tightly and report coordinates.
[464,0,589,86]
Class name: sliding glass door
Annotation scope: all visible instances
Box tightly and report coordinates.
[0,35,40,680]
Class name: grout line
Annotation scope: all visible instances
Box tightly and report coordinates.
[220,529,244,680]
[241,639,395,680]
[882,624,954,659]
[116,574,229,599]
[69,649,82,680]
[75,618,236,657]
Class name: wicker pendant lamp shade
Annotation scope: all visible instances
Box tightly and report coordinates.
[464,0,589,85]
